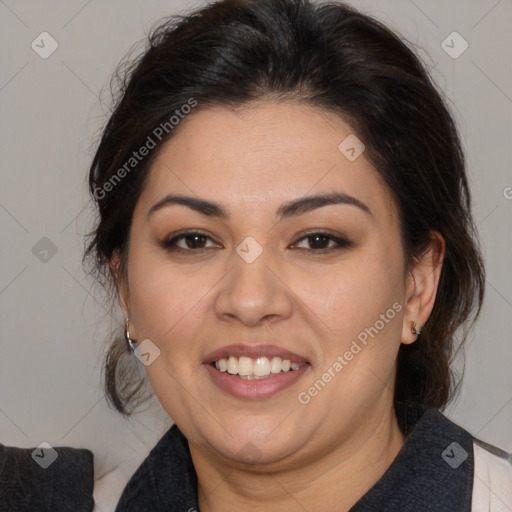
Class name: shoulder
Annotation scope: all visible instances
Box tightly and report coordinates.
[472,438,512,512]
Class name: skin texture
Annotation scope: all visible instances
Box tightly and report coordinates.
[113,102,444,511]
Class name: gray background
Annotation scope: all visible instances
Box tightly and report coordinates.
[1,0,511,483]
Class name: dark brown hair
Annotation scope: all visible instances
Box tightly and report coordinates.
[84,0,485,416]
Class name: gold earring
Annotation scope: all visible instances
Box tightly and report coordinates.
[411,322,421,336]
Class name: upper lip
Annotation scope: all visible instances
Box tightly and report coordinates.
[204,344,309,364]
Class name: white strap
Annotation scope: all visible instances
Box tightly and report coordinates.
[472,441,512,511]
[93,467,131,512]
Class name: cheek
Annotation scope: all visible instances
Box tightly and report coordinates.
[125,247,212,348]
[302,249,405,398]
[307,253,404,341]
[125,252,214,422]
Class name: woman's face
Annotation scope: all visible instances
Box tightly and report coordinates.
[119,101,423,469]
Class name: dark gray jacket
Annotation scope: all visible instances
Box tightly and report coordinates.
[114,402,482,511]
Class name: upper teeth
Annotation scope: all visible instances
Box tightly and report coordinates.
[214,356,302,378]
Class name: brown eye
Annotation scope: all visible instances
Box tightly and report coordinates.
[306,234,331,250]
[294,232,351,252]
[180,234,208,249]
[161,231,220,252]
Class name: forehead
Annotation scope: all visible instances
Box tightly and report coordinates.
[136,102,398,223]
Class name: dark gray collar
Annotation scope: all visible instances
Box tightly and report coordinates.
[349,402,474,511]
[115,402,475,511]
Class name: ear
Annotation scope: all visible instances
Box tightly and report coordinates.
[110,250,133,331]
[401,231,445,344]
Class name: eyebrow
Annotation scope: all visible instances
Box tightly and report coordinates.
[147,192,372,220]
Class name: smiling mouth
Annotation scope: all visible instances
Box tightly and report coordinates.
[211,356,307,380]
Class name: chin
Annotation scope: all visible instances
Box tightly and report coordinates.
[197,415,304,467]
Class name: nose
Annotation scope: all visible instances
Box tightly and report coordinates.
[213,241,293,327]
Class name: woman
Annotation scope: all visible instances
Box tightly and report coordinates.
[84,0,512,510]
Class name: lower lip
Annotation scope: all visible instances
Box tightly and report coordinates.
[204,364,310,399]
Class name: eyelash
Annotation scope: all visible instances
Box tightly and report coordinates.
[160,230,352,254]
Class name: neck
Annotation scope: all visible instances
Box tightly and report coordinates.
[191,402,405,512]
